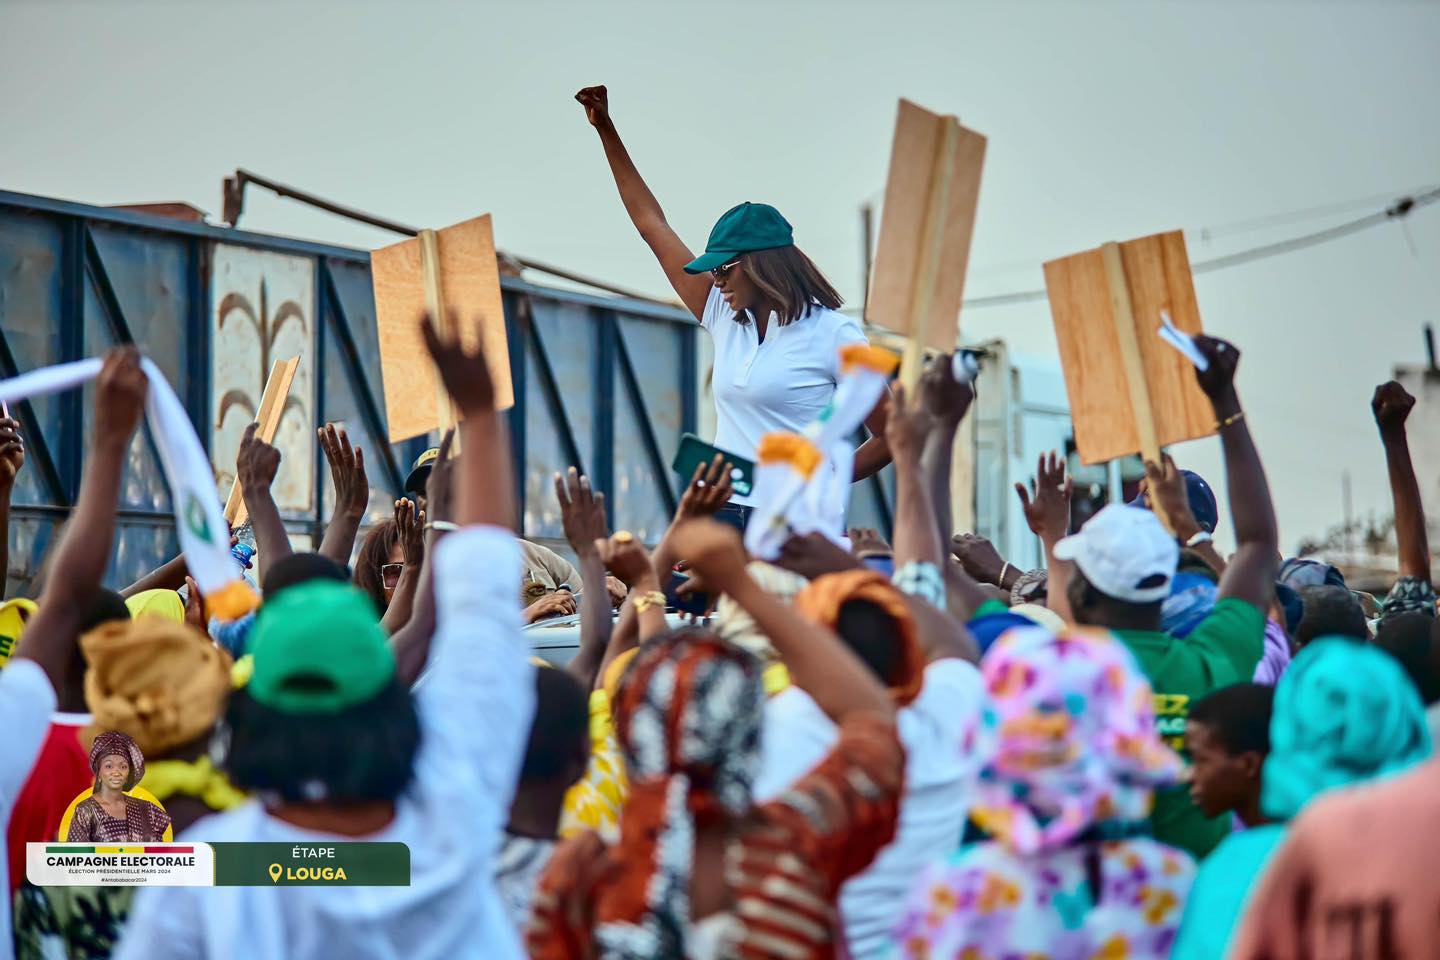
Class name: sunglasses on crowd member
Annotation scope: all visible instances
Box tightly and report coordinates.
[710,258,743,279]
[381,562,405,589]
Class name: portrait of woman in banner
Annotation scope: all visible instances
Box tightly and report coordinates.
[65,731,171,843]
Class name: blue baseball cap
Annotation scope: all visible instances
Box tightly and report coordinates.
[1132,469,1219,534]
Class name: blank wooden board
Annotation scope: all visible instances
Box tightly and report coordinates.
[866,99,986,352]
[372,214,514,443]
[224,355,300,527]
[1044,230,1214,465]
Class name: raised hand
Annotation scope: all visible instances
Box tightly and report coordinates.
[183,576,205,632]
[596,531,657,590]
[575,85,610,128]
[421,312,496,415]
[1015,450,1072,543]
[1193,335,1241,404]
[0,416,24,490]
[318,423,368,520]
[665,519,748,591]
[236,422,281,492]
[919,352,976,424]
[1142,453,1200,538]
[95,346,148,443]
[394,497,425,567]
[555,467,608,557]
[950,532,1006,585]
[677,454,734,520]
[776,531,863,579]
[1372,381,1415,438]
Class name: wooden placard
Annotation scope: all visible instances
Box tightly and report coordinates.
[372,214,513,443]
[866,99,987,376]
[1043,230,1214,466]
[224,355,300,527]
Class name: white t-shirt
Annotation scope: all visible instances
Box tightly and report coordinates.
[701,287,868,506]
[115,528,536,960]
[0,659,58,960]
[756,658,987,960]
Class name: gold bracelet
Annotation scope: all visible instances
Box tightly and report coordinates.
[1217,410,1245,430]
[633,591,667,614]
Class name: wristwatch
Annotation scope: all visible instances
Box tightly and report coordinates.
[1185,530,1213,548]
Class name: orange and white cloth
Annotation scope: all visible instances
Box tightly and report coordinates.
[745,344,898,560]
[0,358,256,618]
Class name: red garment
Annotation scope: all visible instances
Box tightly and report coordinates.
[7,717,92,894]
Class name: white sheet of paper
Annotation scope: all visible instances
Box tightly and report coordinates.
[1157,310,1209,371]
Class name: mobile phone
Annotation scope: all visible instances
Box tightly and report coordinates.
[666,570,710,617]
[671,433,755,499]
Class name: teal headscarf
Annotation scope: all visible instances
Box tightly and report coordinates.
[1262,637,1432,820]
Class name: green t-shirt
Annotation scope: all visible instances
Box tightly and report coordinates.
[1115,596,1267,860]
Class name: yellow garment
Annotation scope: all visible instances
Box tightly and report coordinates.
[231,654,253,689]
[124,589,185,623]
[140,756,247,812]
[0,597,37,667]
[81,618,233,758]
[559,687,627,841]
[56,787,173,843]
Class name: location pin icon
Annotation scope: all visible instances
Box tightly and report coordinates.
[268,863,283,883]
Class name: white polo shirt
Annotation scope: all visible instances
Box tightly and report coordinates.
[701,287,868,506]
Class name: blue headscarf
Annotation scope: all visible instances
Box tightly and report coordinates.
[1262,637,1432,820]
[1162,571,1219,638]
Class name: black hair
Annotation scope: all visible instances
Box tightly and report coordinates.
[1177,549,1220,584]
[1292,585,1368,651]
[80,589,132,634]
[834,598,906,687]
[1374,612,1440,705]
[223,677,419,804]
[263,552,351,599]
[1067,571,1164,630]
[518,668,589,784]
[1189,683,1275,756]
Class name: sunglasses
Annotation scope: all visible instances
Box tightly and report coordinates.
[709,258,743,279]
[380,562,405,589]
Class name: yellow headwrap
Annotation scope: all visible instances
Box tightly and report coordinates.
[81,618,234,758]
[125,589,185,623]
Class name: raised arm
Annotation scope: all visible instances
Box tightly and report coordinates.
[852,397,893,482]
[671,519,894,722]
[598,532,668,646]
[380,496,424,635]
[1373,382,1430,583]
[0,414,23,599]
[652,453,734,579]
[918,353,975,542]
[316,423,369,567]
[391,430,455,688]
[121,554,190,598]
[575,85,712,320]
[235,423,292,586]
[555,468,614,691]
[16,348,146,686]
[1195,336,1278,611]
[416,314,533,799]
[1021,451,1076,623]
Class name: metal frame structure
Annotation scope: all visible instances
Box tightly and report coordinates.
[0,188,891,595]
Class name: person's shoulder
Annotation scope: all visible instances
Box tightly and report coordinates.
[1200,596,1266,627]
[173,800,265,841]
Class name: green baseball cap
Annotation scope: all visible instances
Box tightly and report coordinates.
[247,581,395,714]
[682,202,794,274]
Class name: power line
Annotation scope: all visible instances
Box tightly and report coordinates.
[961,188,1440,311]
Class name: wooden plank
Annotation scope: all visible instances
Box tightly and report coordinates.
[1044,230,1213,465]
[867,99,986,355]
[372,214,513,443]
[224,355,300,527]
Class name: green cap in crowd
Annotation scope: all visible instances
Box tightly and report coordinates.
[247,580,395,714]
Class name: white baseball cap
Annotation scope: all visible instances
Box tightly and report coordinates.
[1053,504,1179,604]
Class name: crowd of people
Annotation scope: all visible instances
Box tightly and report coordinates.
[1,87,1438,960]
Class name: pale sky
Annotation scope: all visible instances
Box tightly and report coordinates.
[3,0,1438,553]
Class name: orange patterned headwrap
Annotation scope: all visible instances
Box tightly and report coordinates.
[793,569,926,706]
